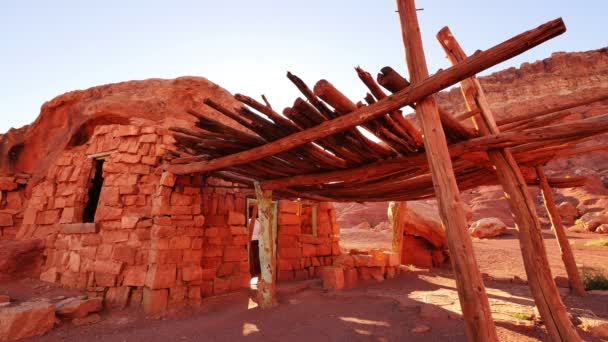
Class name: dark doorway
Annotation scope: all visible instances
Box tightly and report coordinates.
[83,159,105,223]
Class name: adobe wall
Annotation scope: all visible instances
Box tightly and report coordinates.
[19,123,167,303]
[276,201,341,282]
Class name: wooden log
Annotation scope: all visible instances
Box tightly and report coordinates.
[536,165,588,297]
[437,26,581,341]
[166,17,566,175]
[167,18,566,174]
[377,66,410,93]
[374,66,478,140]
[397,1,498,341]
[389,201,406,263]
[356,66,424,148]
[260,114,608,190]
[254,182,277,308]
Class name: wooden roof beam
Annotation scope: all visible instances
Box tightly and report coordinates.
[165,17,566,175]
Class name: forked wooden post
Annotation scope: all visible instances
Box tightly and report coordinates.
[437,27,581,341]
[254,182,277,308]
[536,165,587,296]
[388,201,406,262]
[396,1,498,341]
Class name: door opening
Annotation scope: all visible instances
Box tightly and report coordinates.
[83,159,105,223]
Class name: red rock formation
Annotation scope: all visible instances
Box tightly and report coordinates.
[0,77,245,187]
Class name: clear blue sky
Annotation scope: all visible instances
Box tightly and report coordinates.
[1,0,606,133]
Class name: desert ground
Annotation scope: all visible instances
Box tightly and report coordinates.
[2,227,606,342]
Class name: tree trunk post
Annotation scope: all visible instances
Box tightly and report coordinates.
[389,201,406,263]
[536,165,587,296]
[437,26,581,341]
[396,1,498,341]
[254,182,277,308]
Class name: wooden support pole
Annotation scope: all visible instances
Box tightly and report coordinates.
[254,182,277,308]
[396,1,498,341]
[389,201,406,263]
[536,165,587,297]
[165,17,565,175]
[437,26,581,342]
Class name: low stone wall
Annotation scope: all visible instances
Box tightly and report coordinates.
[276,201,340,282]
[323,249,401,289]
[0,175,27,240]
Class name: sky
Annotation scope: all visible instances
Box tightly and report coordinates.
[1,0,606,133]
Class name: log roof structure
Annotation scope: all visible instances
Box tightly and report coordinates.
[165,18,608,203]
[164,7,606,340]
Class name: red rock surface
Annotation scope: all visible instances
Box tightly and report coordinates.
[0,77,245,187]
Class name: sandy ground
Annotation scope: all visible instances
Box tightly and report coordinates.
[4,229,607,342]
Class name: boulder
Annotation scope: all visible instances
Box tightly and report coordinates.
[557,202,579,226]
[469,218,507,238]
[398,202,447,249]
[0,240,44,276]
[580,211,608,232]
[351,221,371,230]
[401,236,433,269]
[596,224,608,234]
[0,301,55,341]
[54,297,103,319]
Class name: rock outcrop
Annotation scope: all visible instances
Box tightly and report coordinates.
[469,218,508,239]
[0,301,55,341]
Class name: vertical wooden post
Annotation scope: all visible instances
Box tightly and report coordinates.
[536,165,587,296]
[396,1,498,341]
[389,201,406,262]
[254,182,277,308]
[437,27,581,341]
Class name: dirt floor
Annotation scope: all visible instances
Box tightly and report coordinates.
[4,229,607,342]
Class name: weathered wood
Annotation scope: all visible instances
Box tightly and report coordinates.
[377,66,410,93]
[260,114,608,190]
[254,182,277,308]
[389,201,406,263]
[166,17,566,175]
[437,26,581,342]
[536,165,587,297]
[397,1,498,341]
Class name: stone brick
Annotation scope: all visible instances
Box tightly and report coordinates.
[149,249,182,264]
[322,267,344,290]
[60,223,98,234]
[94,272,117,287]
[151,225,177,239]
[145,264,176,289]
[280,225,301,235]
[278,213,300,226]
[112,246,136,264]
[182,249,202,263]
[205,215,227,227]
[278,200,300,214]
[116,125,140,137]
[223,247,247,262]
[188,286,201,301]
[0,213,14,227]
[169,236,191,249]
[121,216,140,229]
[143,288,168,317]
[36,210,61,225]
[277,270,294,282]
[182,265,203,281]
[213,277,230,294]
[193,215,205,227]
[279,247,301,259]
[95,206,123,222]
[217,263,237,277]
[170,193,192,206]
[105,287,131,309]
[302,244,316,257]
[384,252,400,267]
[123,265,147,286]
[316,243,332,256]
[227,211,245,226]
[67,252,81,273]
[40,267,58,283]
[93,260,124,275]
[344,268,358,288]
[230,226,247,235]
